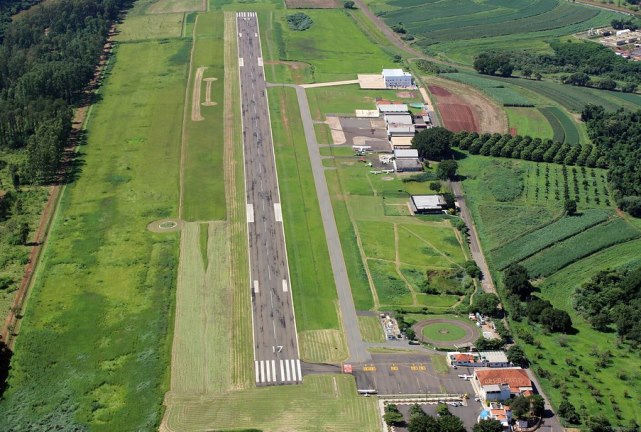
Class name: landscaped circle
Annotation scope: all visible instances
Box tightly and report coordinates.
[421,322,467,342]
[159,221,178,229]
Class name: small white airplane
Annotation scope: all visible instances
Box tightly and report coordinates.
[458,374,473,380]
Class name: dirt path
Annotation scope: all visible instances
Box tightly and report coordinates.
[300,79,359,89]
[191,66,206,121]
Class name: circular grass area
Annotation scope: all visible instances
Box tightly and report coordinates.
[420,322,467,342]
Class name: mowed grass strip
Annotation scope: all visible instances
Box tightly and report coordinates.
[358,315,385,342]
[0,39,188,429]
[162,375,380,431]
[268,86,339,330]
[182,12,226,221]
[491,209,613,269]
[299,328,348,363]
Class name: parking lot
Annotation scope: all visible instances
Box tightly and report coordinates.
[350,353,476,396]
[393,401,484,431]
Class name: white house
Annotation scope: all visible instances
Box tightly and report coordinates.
[382,69,413,88]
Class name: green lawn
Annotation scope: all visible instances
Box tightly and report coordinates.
[182,12,227,221]
[0,38,186,430]
[268,86,340,330]
[421,322,467,342]
[358,315,385,342]
[505,107,553,139]
[262,9,393,83]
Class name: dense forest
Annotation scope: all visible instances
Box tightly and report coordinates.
[0,0,41,40]
[581,105,641,216]
[575,266,641,345]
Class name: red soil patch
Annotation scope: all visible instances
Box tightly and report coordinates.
[428,85,451,97]
[429,84,480,132]
[509,128,517,136]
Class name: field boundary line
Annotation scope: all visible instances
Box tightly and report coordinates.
[399,225,461,268]
[394,223,418,306]
[346,199,380,308]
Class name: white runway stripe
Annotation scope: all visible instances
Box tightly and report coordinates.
[297,359,302,382]
[285,359,291,381]
[271,360,277,383]
[290,359,298,381]
[247,203,254,222]
[266,360,271,382]
[258,57,264,67]
[279,359,285,382]
[255,361,260,383]
[239,57,244,67]
[260,360,265,383]
[282,279,288,292]
[274,203,282,222]
[253,280,259,293]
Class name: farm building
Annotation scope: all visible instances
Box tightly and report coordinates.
[411,194,446,213]
[473,368,533,402]
[382,69,413,88]
[447,351,510,368]
[390,136,414,149]
[377,103,409,114]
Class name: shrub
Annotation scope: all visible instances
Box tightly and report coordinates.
[286,13,313,31]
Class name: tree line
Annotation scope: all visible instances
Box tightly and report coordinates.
[0,0,132,185]
[0,0,41,41]
[451,131,602,168]
[582,104,641,216]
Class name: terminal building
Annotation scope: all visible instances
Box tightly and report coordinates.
[382,69,413,88]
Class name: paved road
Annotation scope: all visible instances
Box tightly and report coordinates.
[237,12,301,386]
[269,82,370,363]
[450,181,496,294]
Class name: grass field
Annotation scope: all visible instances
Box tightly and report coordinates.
[444,73,534,107]
[260,9,393,83]
[161,374,380,431]
[0,37,187,429]
[147,0,204,14]
[505,107,553,139]
[116,13,185,41]
[538,106,579,144]
[421,322,467,342]
[358,315,385,342]
[181,13,227,221]
[268,86,340,331]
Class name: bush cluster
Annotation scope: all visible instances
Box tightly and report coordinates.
[286,12,313,31]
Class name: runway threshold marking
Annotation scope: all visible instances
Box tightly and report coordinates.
[279,360,285,382]
[274,203,283,222]
[247,203,254,223]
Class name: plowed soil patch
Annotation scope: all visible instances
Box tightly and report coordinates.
[438,103,479,132]
[428,85,451,97]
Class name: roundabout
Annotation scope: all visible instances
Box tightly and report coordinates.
[413,317,480,348]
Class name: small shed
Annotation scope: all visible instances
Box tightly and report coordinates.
[411,195,446,214]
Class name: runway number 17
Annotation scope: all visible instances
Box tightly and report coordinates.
[273,346,283,353]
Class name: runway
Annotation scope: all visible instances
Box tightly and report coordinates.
[236,12,301,386]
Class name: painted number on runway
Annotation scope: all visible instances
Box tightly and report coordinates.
[411,364,427,371]
[363,365,376,372]
[390,364,399,371]
[273,345,283,353]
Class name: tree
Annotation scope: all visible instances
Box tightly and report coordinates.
[405,327,416,340]
[436,403,450,417]
[4,217,30,246]
[464,260,481,279]
[343,0,355,7]
[473,293,500,316]
[506,344,529,367]
[408,413,439,432]
[473,420,504,432]
[522,68,532,79]
[437,414,466,432]
[534,72,542,80]
[437,160,458,180]
[473,52,514,77]
[429,181,441,192]
[587,415,614,432]
[384,404,404,426]
[509,395,531,419]
[412,127,453,160]
[504,264,534,299]
[564,198,577,215]
[540,307,572,333]
[530,395,545,417]
[409,403,425,418]
[558,400,580,424]
[475,336,504,350]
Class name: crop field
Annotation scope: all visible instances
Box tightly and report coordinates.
[181,13,227,221]
[491,209,613,269]
[0,37,187,429]
[522,218,641,277]
[510,238,641,425]
[505,107,553,139]
[538,106,579,144]
[366,0,612,52]
[268,86,340,331]
[260,9,392,83]
[444,73,534,107]
[161,374,380,431]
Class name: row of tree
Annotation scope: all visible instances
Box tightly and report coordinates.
[385,402,505,432]
[582,105,641,216]
[0,0,132,184]
[451,131,604,168]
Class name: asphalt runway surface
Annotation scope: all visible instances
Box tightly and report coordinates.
[237,12,301,386]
